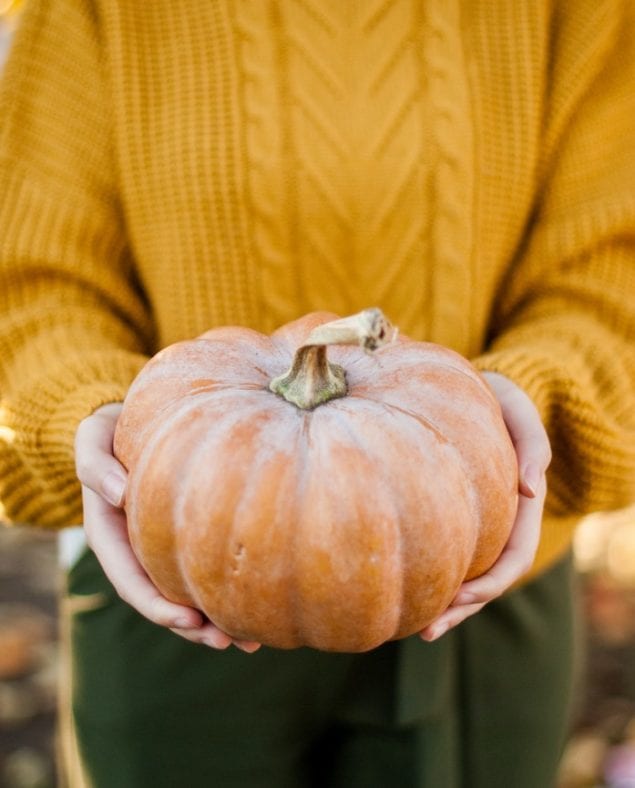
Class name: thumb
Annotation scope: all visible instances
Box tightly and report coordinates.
[482,372,552,498]
[74,403,127,507]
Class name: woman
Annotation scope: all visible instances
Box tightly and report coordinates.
[1,1,634,785]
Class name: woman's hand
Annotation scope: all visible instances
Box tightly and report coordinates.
[74,402,261,653]
[420,372,552,642]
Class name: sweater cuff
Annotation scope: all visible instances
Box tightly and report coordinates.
[472,347,557,421]
[1,351,148,528]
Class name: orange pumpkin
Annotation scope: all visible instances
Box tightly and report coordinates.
[114,309,517,652]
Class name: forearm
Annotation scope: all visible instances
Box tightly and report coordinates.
[0,0,153,526]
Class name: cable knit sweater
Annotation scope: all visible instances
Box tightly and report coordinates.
[0,0,634,580]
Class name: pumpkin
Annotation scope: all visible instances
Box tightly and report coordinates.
[113,309,517,653]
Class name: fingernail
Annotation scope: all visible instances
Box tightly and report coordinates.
[431,623,448,640]
[102,472,126,506]
[235,641,261,653]
[522,464,540,497]
[203,636,231,650]
[421,622,448,642]
[454,591,476,605]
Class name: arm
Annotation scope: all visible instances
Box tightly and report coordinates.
[0,0,151,526]
[0,0,260,651]
[423,0,635,638]
[474,0,635,531]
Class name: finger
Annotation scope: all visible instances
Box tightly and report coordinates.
[82,486,203,630]
[453,477,546,606]
[169,622,233,649]
[482,373,551,498]
[168,620,262,651]
[234,640,262,653]
[420,602,485,641]
[497,389,551,498]
[168,626,262,652]
[75,407,127,507]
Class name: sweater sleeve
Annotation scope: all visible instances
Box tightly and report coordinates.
[0,0,153,527]
[473,1,635,530]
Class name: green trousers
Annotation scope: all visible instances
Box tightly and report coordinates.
[60,550,577,788]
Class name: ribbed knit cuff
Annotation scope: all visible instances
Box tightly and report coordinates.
[474,345,635,485]
[1,351,148,528]
[472,347,558,421]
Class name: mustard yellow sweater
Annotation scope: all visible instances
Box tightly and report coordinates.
[1,0,634,579]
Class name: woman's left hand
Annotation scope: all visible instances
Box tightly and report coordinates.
[419,372,552,642]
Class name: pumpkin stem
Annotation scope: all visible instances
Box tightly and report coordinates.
[270,308,396,409]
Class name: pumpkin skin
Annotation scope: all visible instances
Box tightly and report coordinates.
[113,311,518,653]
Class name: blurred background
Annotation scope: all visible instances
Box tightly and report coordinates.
[0,0,18,69]
[6,512,635,788]
[2,3,635,787]
[0,507,635,788]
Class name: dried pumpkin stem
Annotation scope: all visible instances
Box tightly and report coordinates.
[270,308,396,409]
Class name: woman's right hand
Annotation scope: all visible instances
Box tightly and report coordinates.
[74,402,261,653]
